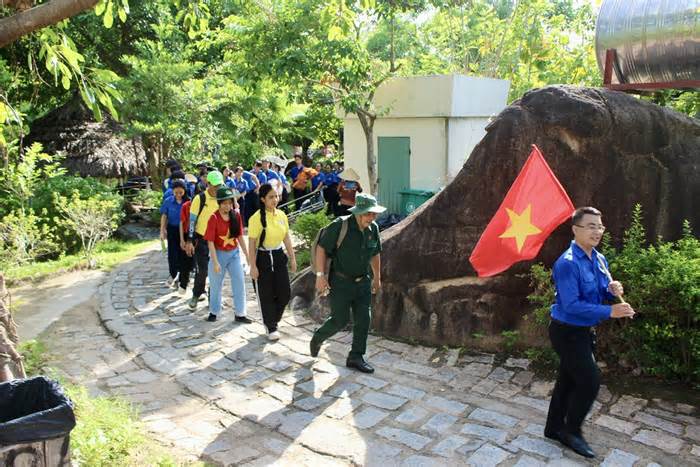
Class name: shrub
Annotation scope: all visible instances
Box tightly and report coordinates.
[0,209,60,266]
[295,249,311,271]
[526,205,700,383]
[55,191,125,268]
[0,144,66,215]
[291,210,332,248]
[132,189,162,209]
[32,176,118,254]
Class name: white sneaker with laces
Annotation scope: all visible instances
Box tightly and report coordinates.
[268,331,280,341]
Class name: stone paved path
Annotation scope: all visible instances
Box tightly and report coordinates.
[44,246,700,466]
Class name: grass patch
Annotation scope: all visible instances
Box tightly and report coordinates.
[18,339,201,467]
[17,339,49,375]
[2,238,157,286]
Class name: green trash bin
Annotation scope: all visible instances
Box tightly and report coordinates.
[399,189,435,216]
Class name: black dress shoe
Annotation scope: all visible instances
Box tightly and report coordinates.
[309,339,321,357]
[346,357,374,373]
[544,429,560,441]
[558,432,596,458]
[235,316,253,324]
[207,313,217,322]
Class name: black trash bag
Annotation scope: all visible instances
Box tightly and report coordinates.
[0,376,76,444]
[376,213,405,231]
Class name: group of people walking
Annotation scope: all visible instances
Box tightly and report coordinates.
[159,161,297,337]
[157,154,376,355]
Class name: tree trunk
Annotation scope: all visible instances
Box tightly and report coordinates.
[142,134,158,191]
[357,110,377,195]
[0,0,99,48]
[0,143,7,170]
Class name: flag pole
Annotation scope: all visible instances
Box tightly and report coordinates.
[596,256,626,304]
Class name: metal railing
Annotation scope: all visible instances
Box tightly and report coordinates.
[280,189,327,222]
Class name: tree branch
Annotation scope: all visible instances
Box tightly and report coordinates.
[0,0,99,49]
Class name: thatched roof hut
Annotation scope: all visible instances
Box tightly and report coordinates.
[27,97,147,178]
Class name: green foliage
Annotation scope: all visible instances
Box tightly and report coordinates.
[606,208,700,382]
[0,209,60,266]
[525,346,559,371]
[295,248,312,271]
[526,262,555,327]
[291,211,332,248]
[500,330,520,352]
[33,175,118,254]
[55,191,125,267]
[0,143,65,217]
[67,385,145,467]
[17,340,49,376]
[132,189,162,209]
[526,205,700,383]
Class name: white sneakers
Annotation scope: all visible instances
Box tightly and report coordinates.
[268,331,280,341]
[166,272,180,289]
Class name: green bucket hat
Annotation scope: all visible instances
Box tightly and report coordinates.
[348,193,386,215]
[207,170,224,186]
[216,186,236,202]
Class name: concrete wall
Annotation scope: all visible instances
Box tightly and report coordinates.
[446,117,492,181]
[343,117,448,194]
[364,74,510,118]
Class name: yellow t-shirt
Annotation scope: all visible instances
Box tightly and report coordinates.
[248,209,289,249]
[191,190,219,236]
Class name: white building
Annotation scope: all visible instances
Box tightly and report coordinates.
[339,74,510,214]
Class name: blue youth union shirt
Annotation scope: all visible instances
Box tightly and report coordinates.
[233,178,248,195]
[550,241,616,327]
[256,171,268,184]
[289,165,302,181]
[264,169,280,182]
[160,195,184,227]
[312,172,325,190]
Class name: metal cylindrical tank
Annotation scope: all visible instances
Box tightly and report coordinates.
[595,0,700,84]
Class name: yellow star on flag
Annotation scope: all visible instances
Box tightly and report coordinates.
[498,204,542,253]
[220,235,237,247]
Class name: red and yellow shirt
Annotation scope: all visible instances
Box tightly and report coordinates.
[204,210,243,251]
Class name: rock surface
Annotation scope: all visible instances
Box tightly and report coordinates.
[292,85,700,345]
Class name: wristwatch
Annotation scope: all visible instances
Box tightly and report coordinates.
[316,272,325,277]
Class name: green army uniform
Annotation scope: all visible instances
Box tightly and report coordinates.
[311,214,382,360]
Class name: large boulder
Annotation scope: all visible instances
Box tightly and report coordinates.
[291,86,700,347]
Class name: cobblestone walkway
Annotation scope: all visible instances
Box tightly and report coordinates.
[46,246,699,466]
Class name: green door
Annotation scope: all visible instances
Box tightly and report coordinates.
[378,136,410,214]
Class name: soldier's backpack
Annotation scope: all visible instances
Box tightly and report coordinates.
[310,216,349,274]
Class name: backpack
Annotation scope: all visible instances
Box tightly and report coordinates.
[185,192,208,239]
[311,216,349,274]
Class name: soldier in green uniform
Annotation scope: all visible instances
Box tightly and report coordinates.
[310,193,385,373]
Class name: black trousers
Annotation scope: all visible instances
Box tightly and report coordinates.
[255,249,290,332]
[165,225,181,279]
[178,248,194,289]
[324,184,339,215]
[293,188,307,211]
[545,320,600,437]
[244,191,258,225]
[193,237,210,298]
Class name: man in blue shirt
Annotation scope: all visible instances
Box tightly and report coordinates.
[261,157,280,183]
[545,207,635,459]
[288,153,303,181]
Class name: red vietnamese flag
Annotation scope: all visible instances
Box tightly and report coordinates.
[469,145,574,277]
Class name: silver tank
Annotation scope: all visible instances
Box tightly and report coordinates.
[595,0,700,84]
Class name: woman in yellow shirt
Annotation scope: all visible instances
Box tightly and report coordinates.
[248,183,298,341]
